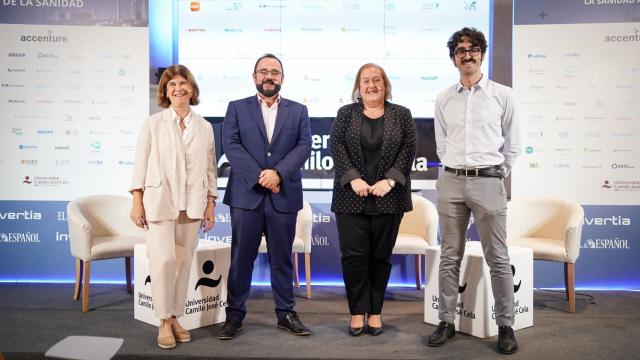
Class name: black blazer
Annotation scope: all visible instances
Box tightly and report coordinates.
[330,101,416,214]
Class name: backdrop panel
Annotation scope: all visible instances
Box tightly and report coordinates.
[512,0,640,288]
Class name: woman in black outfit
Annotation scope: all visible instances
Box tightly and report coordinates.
[330,63,416,336]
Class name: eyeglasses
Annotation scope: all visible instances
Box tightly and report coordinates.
[255,69,282,77]
[454,47,482,58]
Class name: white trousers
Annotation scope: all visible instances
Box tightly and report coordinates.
[146,211,201,320]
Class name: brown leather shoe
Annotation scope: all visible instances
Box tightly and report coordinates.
[158,320,176,349]
[157,332,176,349]
[172,328,191,343]
[170,317,191,343]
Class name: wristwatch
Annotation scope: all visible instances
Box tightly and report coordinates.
[386,179,396,188]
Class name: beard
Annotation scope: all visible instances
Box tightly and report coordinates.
[256,80,281,97]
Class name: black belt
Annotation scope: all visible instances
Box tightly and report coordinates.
[444,166,503,178]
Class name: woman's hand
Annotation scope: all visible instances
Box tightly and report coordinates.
[370,180,392,197]
[130,198,147,229]
[202,202,215,232]
[350,178,371,197]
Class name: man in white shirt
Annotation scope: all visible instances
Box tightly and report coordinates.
[428,27,521,354]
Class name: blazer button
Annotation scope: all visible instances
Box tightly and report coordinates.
[267,152,272,157]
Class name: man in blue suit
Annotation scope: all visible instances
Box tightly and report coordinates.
[218,54,312,339]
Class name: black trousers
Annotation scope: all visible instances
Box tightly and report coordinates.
[336,213,404,315]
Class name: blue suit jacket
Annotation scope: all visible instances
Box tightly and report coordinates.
[222,96,311,213]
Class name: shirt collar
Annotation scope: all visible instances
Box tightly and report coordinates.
[170,107,192,127]
[257,93,281,107]
[456,74,487,93]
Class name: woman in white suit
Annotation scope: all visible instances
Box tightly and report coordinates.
[129,65,217,349]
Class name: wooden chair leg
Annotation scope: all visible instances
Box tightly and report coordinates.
[565,262,576,314]
[73,258,83,301]
[563,261,569,300]
[125,257,132,294]
[82,260,91,313]
[304,253,311,299]
[415,254,423,290]
[293,253,300,288]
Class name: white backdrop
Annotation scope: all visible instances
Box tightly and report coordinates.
[513,22,639,205]
[1,23,148,201]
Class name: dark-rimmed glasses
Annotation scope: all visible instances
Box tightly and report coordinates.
[454,47,481,58]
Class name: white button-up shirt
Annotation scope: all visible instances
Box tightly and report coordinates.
[434,76,521,176]
[257,94,280,143]
[170,107,192,211]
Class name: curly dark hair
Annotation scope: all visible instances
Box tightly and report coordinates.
[446,27,488,60]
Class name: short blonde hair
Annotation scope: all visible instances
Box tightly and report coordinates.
[351,63,392,102]
[157,64,200,108]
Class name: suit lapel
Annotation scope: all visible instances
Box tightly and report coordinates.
[247,97,269,143]
[160,109,177,164]
[269,99,289,146]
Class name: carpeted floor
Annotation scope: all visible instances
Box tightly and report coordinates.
[0,284,639,359]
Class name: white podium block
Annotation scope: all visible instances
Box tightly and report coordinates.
[424,242,533,338]
[134,241,231,330]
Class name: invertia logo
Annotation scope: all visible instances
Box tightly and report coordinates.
[583,216,631,226]
[0,210,42,220]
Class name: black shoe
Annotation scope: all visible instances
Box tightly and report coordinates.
[349,326,364,336]
[367,326,383,336]
[277,312,311,336]
[348,315,364,336]
[218,320,243,340]
[428,321,455,347]
[498,326,518,354]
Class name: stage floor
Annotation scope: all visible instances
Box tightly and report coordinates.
[1,284,639,359]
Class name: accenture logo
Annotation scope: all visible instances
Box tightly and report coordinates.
[20,30,68,43]
[604,29,640,43]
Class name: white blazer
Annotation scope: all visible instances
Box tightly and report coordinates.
[130,108,217,221]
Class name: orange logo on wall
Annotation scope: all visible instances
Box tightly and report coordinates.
[190,2,200,11]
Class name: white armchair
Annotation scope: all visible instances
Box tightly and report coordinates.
[394,194,439,289]
[258,200,313,299]
[506,197,584,313]
[67,195,145,312]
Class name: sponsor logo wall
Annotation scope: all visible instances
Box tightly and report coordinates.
[177,0,491,118]
[512,0,639,288]
[0,1,149,280]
